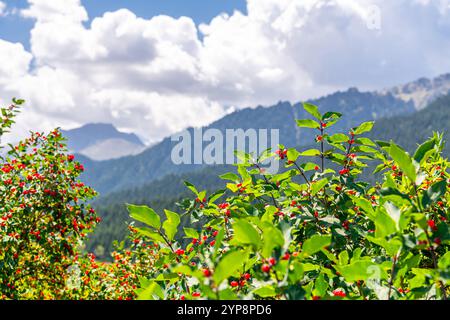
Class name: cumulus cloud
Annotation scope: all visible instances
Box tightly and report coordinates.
[1,0,450,145]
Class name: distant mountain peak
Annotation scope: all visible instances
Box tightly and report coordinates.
[62,123,145,161]
[383,72,450,110]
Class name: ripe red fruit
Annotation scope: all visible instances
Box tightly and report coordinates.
[175,249,185,256]
[434,237,442,245]
[333,289,346,297]
[202,269,211,277]
[282,253,290,260]
[192,292,201,297]
[209,240,216,246]
[239,280,246,287]
[212,230,218,237]
[314,165,320,171]
[243,273,251,280]
[427,220,437,231]
[261,264,271,273]
[230,281,239,287]
[268,257,276,265]
[339,168,350,175]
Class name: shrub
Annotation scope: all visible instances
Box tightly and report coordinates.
[0,100,99,299]
[126,103,449,300]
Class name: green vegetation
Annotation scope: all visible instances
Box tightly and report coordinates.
[1,98,449,300]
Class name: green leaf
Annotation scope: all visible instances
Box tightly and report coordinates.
[413,138,436,164]
[220,172,241,182]
[136,280,164,300]
[335,260,381,282]
[232,220,260,247]
[252,286,277,298]
[135,227,165,243]
[127,204,161,229]
[388,143,417,183]
[422,180,447,208]
[327,133,348,143]
[162,210,180,241]
[303,103,322,120]
[296,119,320,129]
[184,181,199,195]
[353,198,375,220]
[262,226,285,258]
[311,178,328,196]
[438,252,450,269]
[213,228,225,260]
[355,137,377,147]
[353,121,374,135]
[338,251,349,265]
[213,250,247,285]
[287,148,301,162]
[300,149,321,157]
[302,235,332,256]
[183,228,199,239]
[314,273,328,297]
[209,189,226,203]
[374,208,397,238]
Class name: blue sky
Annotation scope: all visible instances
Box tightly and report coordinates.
[0,0,247,48]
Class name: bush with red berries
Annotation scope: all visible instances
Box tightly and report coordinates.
[126,103,450,300]
[0,99,99,299]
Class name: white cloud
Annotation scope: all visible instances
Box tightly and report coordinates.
[1,0,450,145]
[0,2,5,16]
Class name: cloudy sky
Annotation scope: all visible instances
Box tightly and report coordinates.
[0,0,449,144]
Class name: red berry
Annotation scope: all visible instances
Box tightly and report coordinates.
[332,289,346,297]
[427,220,437,231]
[268,257,276,265]
[261,264,271,273]
[243,273,251,280]
[202,269,211,277]
[230,281,239,287]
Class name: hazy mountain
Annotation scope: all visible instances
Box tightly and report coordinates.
[62,123,145,161]
[383,73,450,110]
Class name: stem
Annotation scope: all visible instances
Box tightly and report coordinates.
[387,254,398,300]
[255,163,280,209]
[320,127,325,173]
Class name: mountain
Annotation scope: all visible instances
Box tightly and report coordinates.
[79,88,414,195]
[369,92,450,154]
[384,73,450,110]
[62,123,145,161]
